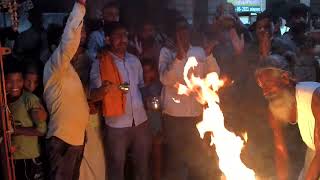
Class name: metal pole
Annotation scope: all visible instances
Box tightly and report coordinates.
[0,43,15,180]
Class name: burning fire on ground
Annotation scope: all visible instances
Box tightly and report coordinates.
[175,57,256,180]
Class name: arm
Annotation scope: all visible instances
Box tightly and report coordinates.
[88,58,112,102]
[269,112,289,180]
[15,97,47,137]
[46,2,86,72]
[158,47,183,86]
[206,54,220,75]
[306,89,320,180]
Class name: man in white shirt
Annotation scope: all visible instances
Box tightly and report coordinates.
[159,17,220,180]
[43,1,89,180]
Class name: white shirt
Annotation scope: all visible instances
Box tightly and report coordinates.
[43,3,89,146]
[159,46,220,117]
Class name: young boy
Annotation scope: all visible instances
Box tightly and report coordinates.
[140,60,163,180]
[5,59,47,180]
[23,63,43,97]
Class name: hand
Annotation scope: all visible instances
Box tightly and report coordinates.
[134,36,143,55]
[229,28,244,56]
[30,106,47,121]
[98,80,112,96]
[176,32,187,60]
[259,31,271,58]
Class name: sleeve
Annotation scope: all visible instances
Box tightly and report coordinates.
[87,31,101,60]
[25,94,42,110]
[89,58,102,89]
[25,94,47,134]
[137,58,144,88]
[206,54,221,75]
[158,47,184,86]
[45,3,86,73]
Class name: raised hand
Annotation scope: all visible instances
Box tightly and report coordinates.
[176,32,187,60]
[229,28,244,56]
[259,31,271,58]
[134,36,143,55]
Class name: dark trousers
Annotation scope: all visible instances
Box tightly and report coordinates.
[104,121,152,180]
[14,158,45,180]
[46,137,84,180]
[163,114,219,180]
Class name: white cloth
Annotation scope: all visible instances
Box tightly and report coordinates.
[43,3,89,146]
[158,46,220,117]
[296,82,320,150]
[79,114,106,180]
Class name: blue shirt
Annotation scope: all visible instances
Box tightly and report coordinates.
[90,52,148,128]
[87,29,105,60]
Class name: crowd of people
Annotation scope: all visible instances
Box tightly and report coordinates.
[1,0,320,180]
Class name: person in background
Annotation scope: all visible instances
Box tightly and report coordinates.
[129,20,162,65]
[90,22,151,180]
[4,58,47,180]
[87,1,120,60]
[23,63,44,98]
[140,60,163,180]
[13,7,47,65]
[43,1,89,180]
[159,16,220,180]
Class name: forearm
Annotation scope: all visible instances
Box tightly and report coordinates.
[159,58,183,86]
[14,127,45,136]
[306,154,320,180]
[48,2,86,69]
[275,148,289,180]
[89,88,105,102]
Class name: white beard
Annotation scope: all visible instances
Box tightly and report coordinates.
[267,90,296,124]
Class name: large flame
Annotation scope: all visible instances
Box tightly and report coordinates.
[176,57,255,180]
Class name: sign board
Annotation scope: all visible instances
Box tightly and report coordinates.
[227,0,265,13]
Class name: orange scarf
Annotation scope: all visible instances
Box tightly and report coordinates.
[99,51,126,117]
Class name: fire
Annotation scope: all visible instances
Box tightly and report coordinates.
[176,57,255,180]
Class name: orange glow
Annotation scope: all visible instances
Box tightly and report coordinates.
[176,56,255,180]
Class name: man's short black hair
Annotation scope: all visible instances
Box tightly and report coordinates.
[103,22,127,37]
[256,11,273,23]
[289,3,310,19]
[141,60,157,70]
[103,1,119,11]
[3,56,23,76]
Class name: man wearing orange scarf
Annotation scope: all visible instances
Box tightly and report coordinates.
[90,22,151,180]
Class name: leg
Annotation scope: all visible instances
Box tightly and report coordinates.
[105,126,130,180]
[130,121,152,180]
[46,137,84,180]
[183,117,219,180]
[162,115,188,180]
[151,133,163,180]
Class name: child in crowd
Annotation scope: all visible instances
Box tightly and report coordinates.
[23,62,43,98]
[5,59,47,180]
[140,60,163,180]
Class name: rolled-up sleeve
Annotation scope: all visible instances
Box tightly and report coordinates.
[45,3,85,74]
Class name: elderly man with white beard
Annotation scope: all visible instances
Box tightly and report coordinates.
[255,55,320,180]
